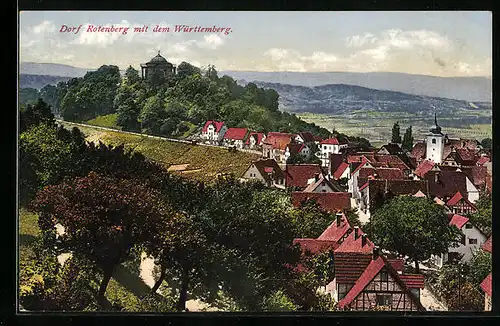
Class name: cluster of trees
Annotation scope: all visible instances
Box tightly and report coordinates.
[19,100,343,312]
[22,61,332,139]
[391,122,413,151]
[365,195,462,273]
[429,249,491,311]
[466,192,492,236]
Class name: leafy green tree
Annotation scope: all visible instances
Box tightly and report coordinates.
[466,192,492,235]
[402,125,414,151]
[20,99,56,133]
[289,200,335,238]
[140,95,166,134]
[115,84,140,131]
[480,138,492,149]
[468,249,492,287]
[19,88,40,105]
[261,290,297,311]
[391,122,402,144]
[39,85,59,114]
[30,172,174,299]
[369,196,461,273]
[177,61,201,79]
[124,66,141,85]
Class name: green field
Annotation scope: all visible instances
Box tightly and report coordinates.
[86,114,121,130]
[298,112,492,147]
[60,122,260,182]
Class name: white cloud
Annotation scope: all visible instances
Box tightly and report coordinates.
[198,33,225,50]
[33,20,55,34]
[346,33,377,48]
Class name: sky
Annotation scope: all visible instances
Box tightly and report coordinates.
[19,11,492,77]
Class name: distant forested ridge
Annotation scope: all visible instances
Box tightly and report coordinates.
[19,62,332,139]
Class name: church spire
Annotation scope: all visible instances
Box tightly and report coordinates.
[158,50,161,55]
[434,112,438,127]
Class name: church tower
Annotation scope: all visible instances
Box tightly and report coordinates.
[425,113,445,164]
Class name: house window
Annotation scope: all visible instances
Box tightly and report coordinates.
[465,223,473,229]
[376,294,392,306]
[410,288,420,299]
[469,238,478,245]
[338,284,352,300]
[322,190,326,193]
[380,270,388,282]
[432,138,436,144]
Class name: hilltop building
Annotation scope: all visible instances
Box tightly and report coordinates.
[140,51,176,80]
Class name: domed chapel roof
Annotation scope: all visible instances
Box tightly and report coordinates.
[147,51,173,66]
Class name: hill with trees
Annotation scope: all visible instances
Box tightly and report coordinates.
[21,62,333,140]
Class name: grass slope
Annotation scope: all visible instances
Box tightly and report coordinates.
[86,114,121,130]
[80,126,260,183]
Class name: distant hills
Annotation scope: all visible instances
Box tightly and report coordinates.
[250,82,492,116]
[20,62,94,78]
[19,74,71,90]
[221,71,492,103]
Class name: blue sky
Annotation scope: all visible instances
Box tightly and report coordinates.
[19,11,492,77]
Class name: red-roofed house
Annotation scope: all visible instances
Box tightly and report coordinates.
[241,159,285,189]
[333,162,350,180]
[291,192,351,212]
[476,156,490,166]
[414,160,436,178]
[431,214,487,268]
[482,236,492,253]
[201,120,227,144]
[245,132,266,149]
[295,132,316,144]
[262,132,296,164]
[222,128,249,149]
[336,252,425,311]
[284,142,311,162]
[319,138,348,167]
[285,164,323,190]
[303,174,344,193]
[424,170,479,204]
[445,191,477,215]
[480,273,492,311]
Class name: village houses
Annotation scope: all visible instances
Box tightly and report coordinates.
[201,120,227,145]
[429,214,488,267]
[222,127,249,149]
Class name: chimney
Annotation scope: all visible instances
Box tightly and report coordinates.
[314,173,320,182]
[336,212,343,227]
[361,234,367,247]
[373,246,380,260]
[434,172,440,183]
[354,226,359,240]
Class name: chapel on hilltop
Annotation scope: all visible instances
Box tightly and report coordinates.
[140,51,177,80]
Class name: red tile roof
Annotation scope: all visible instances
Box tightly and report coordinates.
[263,132,295,150]
[293,238,338,255]
[425,171,469,199]
[449,214,469,229]
[480,273,492,297]
[333,162,349,180]
[351,159,369,175]
[359,181,369,191]
[410,142,426,160]
[399,274,425,289]
[291,192,351,212]
[446,192,477,210]
[314,136,324,142]
[245,132,265,145]
[317,214,351,242]
[335,228,375,254]
[287,143,306,155]
[388,258,405,272]
[456,148,479,165]
[476,156,490,166]
[373,155,409,170]
[298,132,315,143]
[202,120,225,132]
[414,160,436,178]
[482,236,492,253]
[285,164,323,189]
[333,252,374,284]
[337,255,425,311]
[223,127,248,140]
[303,174,343,192]
[359,167,404,180]
[321,138,340,145]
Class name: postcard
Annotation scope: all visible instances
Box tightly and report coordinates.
[18,11,492,313]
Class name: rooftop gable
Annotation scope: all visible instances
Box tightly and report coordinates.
[285,164,323,188]
[202,120,225,132]
[223,127,248,140]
